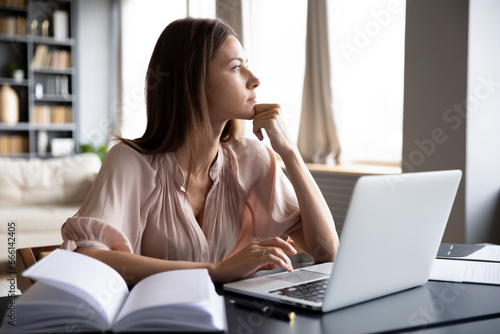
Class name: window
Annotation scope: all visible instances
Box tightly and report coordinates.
[244,0,405,164]
[242,0,307,142]
[119,0,405,165]
[329,0,406,164]
[118,0,215,140]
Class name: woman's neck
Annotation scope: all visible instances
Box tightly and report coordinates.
[175,123,224,179]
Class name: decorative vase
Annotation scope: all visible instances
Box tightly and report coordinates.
[37,130,48,154]
[0,84,19,125]
[12,69,24,83]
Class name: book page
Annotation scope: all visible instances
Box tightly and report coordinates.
[114,269,225,332]
[1,283,108,332]
[22,249,129,328]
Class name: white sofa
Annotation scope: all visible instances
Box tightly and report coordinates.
[0,153,101,270]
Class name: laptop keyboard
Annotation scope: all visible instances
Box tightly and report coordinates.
[269,279,329,303]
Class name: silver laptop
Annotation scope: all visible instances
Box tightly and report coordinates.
[224,170,462,312]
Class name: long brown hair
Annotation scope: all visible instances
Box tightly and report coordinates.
[118,17,239,187]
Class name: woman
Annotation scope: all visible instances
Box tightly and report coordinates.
[61,17,339,285]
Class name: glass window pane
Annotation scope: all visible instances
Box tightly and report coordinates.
[329,0,406,164]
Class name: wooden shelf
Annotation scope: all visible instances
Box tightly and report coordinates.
[0,77,29,86]
[34,94,73,102]
[33,68,74,75]
[0,122,30,130]
[31,123,75,131]
[0,5,27,13]
[32,36,75,47]
[0,123,75,131]
[0,34,28,43]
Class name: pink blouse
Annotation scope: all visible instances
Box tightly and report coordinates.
[61,138,302,263]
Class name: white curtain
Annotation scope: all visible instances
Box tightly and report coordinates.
[297,0,341,164]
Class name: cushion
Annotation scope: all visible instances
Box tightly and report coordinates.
[0,153,101,206]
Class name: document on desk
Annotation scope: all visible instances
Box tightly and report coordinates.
[430,258,500,285]
[437,243,500,262]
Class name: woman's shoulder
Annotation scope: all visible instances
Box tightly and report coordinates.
[103,142,155,173]
[223,138,276,184]
[106,142,144,161]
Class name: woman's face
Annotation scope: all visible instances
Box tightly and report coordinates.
[207,35,260,124]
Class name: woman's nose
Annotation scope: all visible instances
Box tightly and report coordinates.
[247,69,260,89]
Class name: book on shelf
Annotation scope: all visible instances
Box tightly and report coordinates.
[0,16,27,35]
[0,134,28,154]
[33,105,72,124]
[32,44,72,70]
[0,0,26,8]
[0,249,227,333]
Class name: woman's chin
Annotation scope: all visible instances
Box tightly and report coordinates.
[238,109,256,121]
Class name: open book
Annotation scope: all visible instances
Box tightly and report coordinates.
[1,249,226,333]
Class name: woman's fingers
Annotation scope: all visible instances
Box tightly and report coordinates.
[254,103,281,114]
[252,103,294,156]
[258,246,293,272]
[252,104,280,138]
[213,237,297,283]
[256,237,297,272]
[258,236,297,255]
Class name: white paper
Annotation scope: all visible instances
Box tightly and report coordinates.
[430,259,467,282]
[430,258,500,285]
[460,245,500,262]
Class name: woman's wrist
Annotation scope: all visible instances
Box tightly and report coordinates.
[206,262,221,283]
[279,146,302,169]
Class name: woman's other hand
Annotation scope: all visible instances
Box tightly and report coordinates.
[209,237,297,283]
[252,103,296,158]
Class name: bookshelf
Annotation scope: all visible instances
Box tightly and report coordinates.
[0,0,78,157]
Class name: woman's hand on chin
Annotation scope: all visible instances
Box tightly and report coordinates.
[252,103,296,158]
[208,236,297,283]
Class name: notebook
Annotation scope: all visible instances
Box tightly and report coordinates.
[224,170,462,312]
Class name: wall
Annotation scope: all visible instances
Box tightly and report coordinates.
[76,0,113,147]
[403,0,468,242]
[466,0,500,243]
[404,0,500,243]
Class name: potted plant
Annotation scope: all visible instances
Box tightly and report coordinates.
[8,61,24,83]
[79,143,108,163]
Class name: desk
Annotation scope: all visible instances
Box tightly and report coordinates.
[3,281,497,334]
[219,280,500,334]
[1,275,500,333]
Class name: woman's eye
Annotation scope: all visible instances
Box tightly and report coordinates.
[232,65,241,72]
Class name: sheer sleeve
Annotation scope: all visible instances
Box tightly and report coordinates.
[61,143,157,253]
[231,139,302,241]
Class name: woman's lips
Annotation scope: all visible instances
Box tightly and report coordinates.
[247,96,257,103]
